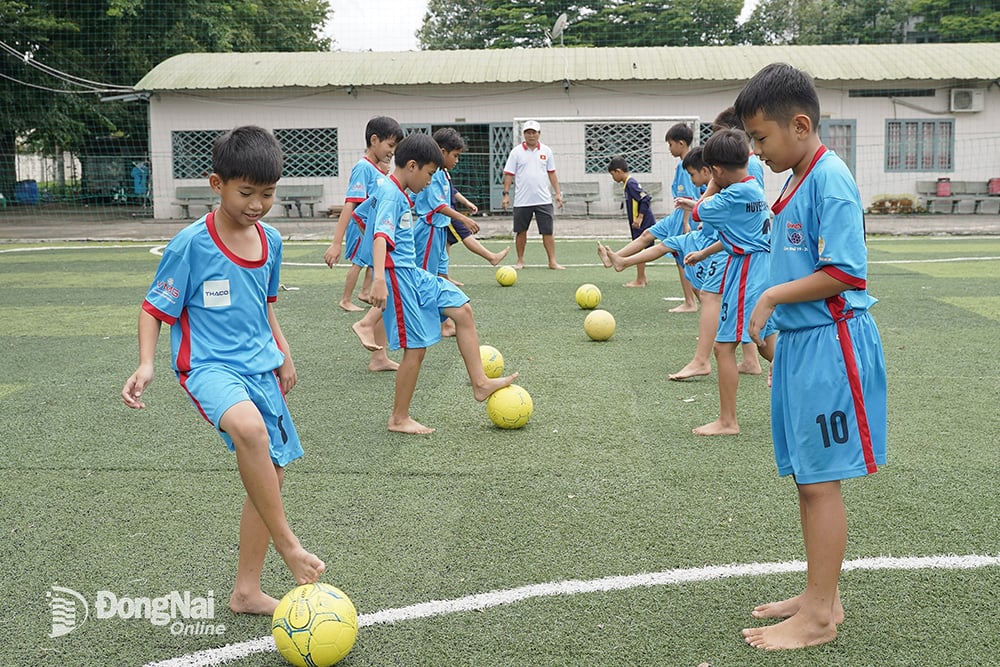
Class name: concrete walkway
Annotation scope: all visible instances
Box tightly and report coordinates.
[1,206,999,243]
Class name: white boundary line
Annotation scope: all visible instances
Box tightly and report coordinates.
[145,553,1000,667]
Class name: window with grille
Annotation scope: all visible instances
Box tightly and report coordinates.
[821,120,856,175]
[885,119,953,172]
[172,130,224,180]
[275,128,338,177]
[584,123,651,174]
[698,122,714,145]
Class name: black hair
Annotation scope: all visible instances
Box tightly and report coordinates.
[733,62,821,128]
[607,156,629,172]
[212,125,282,185]
[365,116,404,146]
[433,127,466,152]
[712,106,744,133]
[681,145,707,172]
[701,129,750,170]
[665,122,694,145]
[394,132,443,169]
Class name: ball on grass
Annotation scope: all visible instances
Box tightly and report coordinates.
[575,283,602,309]
[272,583,358,667]
[480,345,505,378]
[495,266,517,286]
[486,384,533,429]
[584,309,616,341]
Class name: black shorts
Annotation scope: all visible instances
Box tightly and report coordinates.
[446,219,472,246]
[512,204,555,235]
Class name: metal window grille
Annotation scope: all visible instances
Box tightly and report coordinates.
[821,120,856,175]
[584,123,651,174]
[698,122,714,145]
[884,119,954,172]
[172,130,223,180]
[275,128,338,177]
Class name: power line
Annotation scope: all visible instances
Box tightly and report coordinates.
[0,40,134,93]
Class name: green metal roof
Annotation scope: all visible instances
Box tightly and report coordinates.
[135,43,1000,92]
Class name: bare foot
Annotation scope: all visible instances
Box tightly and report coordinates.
[668,302,699,313]
[622,280,646,288]
[338,300,363,313]
[277,544,326,585]
[388,416,436,434]
[597,242,612,268]
[473,372,519,402]
[692,419,740,436]
[668,361,711,381]
[738,361,762,375]
[607,248,627,273]
[358,292,372,304]
[752,593,844,624]
[742,613,838,650]
[513,261,525,269]
[229,590,280,616]
[489,246,511,266]
[441,319,457,337]
[368,356,399,372]
[548,263,565,270]
[351,320,383,351]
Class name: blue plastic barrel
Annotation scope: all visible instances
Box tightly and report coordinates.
[14,179,39,205]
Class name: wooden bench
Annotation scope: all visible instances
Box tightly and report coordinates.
[174,185,218,218]
[277,184,323,217]
[561,182,602,215]
[917,180,997,214]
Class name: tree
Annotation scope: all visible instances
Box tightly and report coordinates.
[910,0,1000,41]
[0,0,332,199]
[738,0,913,44]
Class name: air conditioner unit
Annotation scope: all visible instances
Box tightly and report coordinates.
[950,88,984,113]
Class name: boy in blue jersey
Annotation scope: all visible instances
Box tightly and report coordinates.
[369,133,518,434]
[607,156,654,287]
[678,129,776,437]
[664,123,701,312]
[736,63,887,651]
[122,126,325,615]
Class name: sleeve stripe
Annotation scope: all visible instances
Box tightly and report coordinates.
[142,300,176,325]
[821,265,866,289]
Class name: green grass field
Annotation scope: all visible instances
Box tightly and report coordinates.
[2,236,998,666]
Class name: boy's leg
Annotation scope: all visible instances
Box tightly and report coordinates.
[389,347,434,434]
[338,263,364,312]
[669,291,719,381]
[597,234,655,267]
[368,312,399,372]
[351,306,384,351]
[693,341,740,435]
[624,262,647,288]
[738,342,763,375]
[669,267,698,313]
[462,235,510,266]
[743,481,844,649]
[221,401,324,608]
[607,243,670,272]
[358,267,373,303]
[443,302,518,401]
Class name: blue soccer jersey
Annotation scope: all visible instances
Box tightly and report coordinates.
[344,157,389,263]
[671,161,698,200]
[769,147,877,331]
[749,153,766,188]
[372,175,418,269]
[692,177,771,255]
[141,212,285,375]
[413,168,453,273]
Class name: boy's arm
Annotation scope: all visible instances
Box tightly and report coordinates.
[268,302,297,395]
[748,271,856,345]
[122,309,162,409]
[440,205,479,234]
[684,240,723,266]
[370,237,388,311]
[455,191,478,215]
[323,201,357,267]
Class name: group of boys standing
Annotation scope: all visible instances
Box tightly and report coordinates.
[121,63,886,652]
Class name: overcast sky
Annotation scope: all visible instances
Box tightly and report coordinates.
[322,1,758,52]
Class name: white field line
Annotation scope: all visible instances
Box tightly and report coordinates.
[145,553,1000,667]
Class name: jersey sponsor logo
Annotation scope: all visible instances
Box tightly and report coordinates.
[153,277,180,303]
[400,210,413,229]
[202,280,231,308]
[745,201,768,213]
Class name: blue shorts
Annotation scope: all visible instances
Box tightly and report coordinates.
[648,209,683,243]
[716,252,773,344]
[662,232,725,294]
[345,220,367,266]
[771,312,887,484]
[383,266,469,350]
[178,365,303,467]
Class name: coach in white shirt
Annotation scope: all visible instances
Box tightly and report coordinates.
[501,120,565,270]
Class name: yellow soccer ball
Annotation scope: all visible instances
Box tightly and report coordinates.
[496,266,517,286]
[486,384,533,429]
[272,583,358,667]
[584,309,616,341]
[575,283,602,309]
[480,345,505,378]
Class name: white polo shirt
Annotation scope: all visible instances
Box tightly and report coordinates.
[504,141,556,207]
